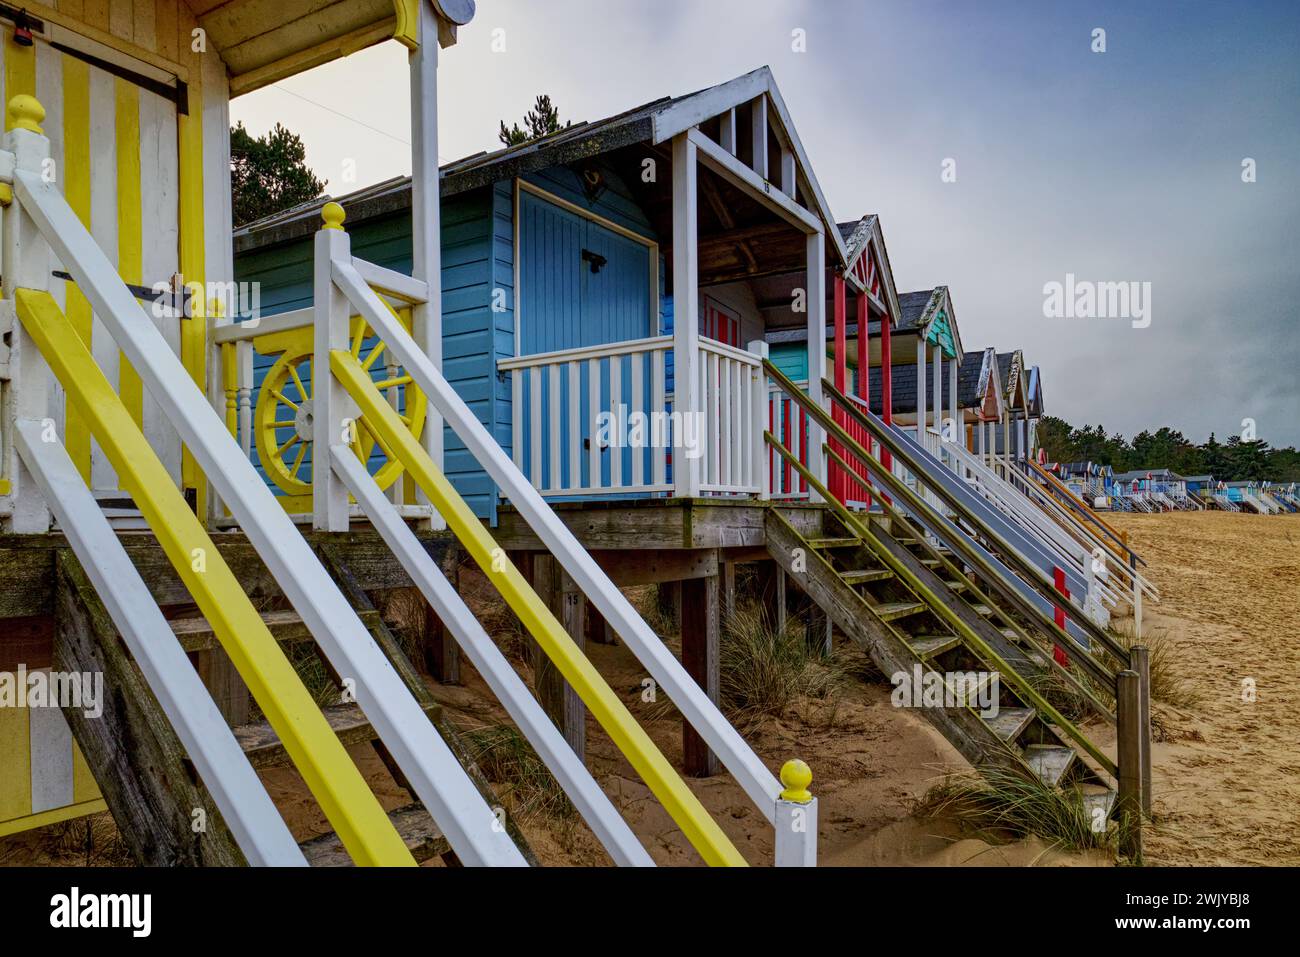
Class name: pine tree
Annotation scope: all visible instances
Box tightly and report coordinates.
[230,122,327,227]
[498,94,569,147]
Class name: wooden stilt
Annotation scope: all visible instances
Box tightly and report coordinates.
[532,554,586,759]
[422,542,461,684]
[192,646,250,726]
[1131,645,1152,817]
[1117,669,1143,861]
[586,601,617,645]
[721,560,736,624]
[681,569,720,777]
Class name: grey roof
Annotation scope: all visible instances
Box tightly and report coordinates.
[895,289,937,331]
[864,350,986,415]
[1183,474,1214,483]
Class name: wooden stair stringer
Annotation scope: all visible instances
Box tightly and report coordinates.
[764,511,1027,776]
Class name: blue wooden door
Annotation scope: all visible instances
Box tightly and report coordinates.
[517,191,654,491]
[519,191,652,353]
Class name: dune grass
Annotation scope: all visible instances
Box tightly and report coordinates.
[915,767,1120,855]
[718,601,845,731]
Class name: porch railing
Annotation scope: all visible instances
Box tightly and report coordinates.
[499,334,764,498]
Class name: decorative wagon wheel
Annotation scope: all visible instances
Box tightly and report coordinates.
[254,307,427,497]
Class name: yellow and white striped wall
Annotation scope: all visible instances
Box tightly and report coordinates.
[2,22,183,491]
[0,670,105,838]
[0,3,234,836]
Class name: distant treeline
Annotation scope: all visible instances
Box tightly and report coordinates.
[1037,416,1300,482]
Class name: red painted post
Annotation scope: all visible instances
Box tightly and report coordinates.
[856,290,872,508]
[832,274,847,503]
[879,291,894,501]
[1052,566,1071,666]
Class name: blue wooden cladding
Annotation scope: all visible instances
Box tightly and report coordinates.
[232,160,666,521]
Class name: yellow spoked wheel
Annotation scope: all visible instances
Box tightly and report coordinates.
[254,313,426,497]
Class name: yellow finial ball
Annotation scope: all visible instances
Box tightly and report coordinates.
[321,201,346,231]
[8,94,45,134]
[779,759,813,804]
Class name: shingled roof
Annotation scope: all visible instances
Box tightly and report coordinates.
[896,289,937,331]
[863,349,988,416]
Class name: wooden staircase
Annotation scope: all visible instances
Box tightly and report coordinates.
[52,545,532,867]
[766,508,1118,822]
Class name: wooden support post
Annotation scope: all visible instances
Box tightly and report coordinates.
[807,605,831,656]
[680,568,720,777]
[659,579,682,625]
[1116,669,1143,862]
[192,646,250,727]
[775,564,788,635]
[1131,645,1152,817]
[532,554,586,759]
[423,542,461,684]
[587,600,617,645]
[721,560,736,624]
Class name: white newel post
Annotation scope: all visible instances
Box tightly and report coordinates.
[805,231,826,500]
[948,352,959,468]
[410,1,446,528]
[915,334,927,444]
[2,96,52,533]
[774,759,818,867]
[671,133,700,497]
[313,203,351,531]
[932,342,941,441]
[749,339,769,500]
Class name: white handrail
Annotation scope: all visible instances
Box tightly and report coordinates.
[498,335,672,370]
[330,255,787,826]
[331,446,654,867]
[12,166,526,867]
[15,420,306,866]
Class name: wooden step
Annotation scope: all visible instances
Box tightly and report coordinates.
[944,579,969,593]
[909,634,961,660]
[971,604,996,618]
[839,568,894,586]
[983,706,1036,742]
[920,558,942,568]
[168,608,380,654]
[235,700,439,769]
[1078,785,1118,823]
[808,537,860,550]
[1023,744,1075,788]
[873,601,928,623]
[298,803,450,866]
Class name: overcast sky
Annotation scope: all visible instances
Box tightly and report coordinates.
[231,0,1300,447]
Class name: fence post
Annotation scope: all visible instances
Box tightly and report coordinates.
[749,340,769,501]
[1116,669,1143,862]
[313,202,352,532]
[774,759,817,867]
[1130,644,1152,817]
[1,95,52,533]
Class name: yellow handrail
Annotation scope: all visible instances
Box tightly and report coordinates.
[16,290,414,867]
[331,348,746,867]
